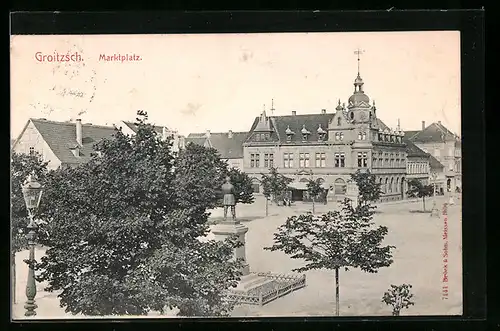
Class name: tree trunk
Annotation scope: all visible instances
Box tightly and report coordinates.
[312,198,315,214]
[335,267,340,316]
[265,198,269,216]
[422,196,426,212]
[12,253,16,304]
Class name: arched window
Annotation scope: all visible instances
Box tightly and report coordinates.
[389,178,394,193]
[337,117,341,126]
[396,178,400,192]
[251,177,261,193]
[358,132,362,140]
[334,178,347,195]
[350,112,354,120]
[384,178,389,193]
[362,132,367,140]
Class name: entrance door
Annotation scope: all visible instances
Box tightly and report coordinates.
[291,189,304,202]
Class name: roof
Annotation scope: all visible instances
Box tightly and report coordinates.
[403,137,429,157]
[186,132,248,159]
[247,113,335,143]
[375,118,390,131]
[404,130,420,140]
[29,118,117,165]
[121,121,169,135]
[408,122,457,143]
[429,155,445,170]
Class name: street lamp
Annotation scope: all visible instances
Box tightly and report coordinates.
[21,173,44,317]
[430,172,439,217]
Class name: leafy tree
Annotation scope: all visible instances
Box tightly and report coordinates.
[36,111,243,317]
[226,167,255,205]
[350,170,383,205]
[265,197,394,316]
[406,179,434,211]
[10,152,49,304]
[382,284,415,316]
[306,178,324,214]
[261,166,293,205]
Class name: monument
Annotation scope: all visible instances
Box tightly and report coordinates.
[211,177,306,305]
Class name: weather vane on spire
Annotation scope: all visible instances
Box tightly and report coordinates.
[354,48,365,75]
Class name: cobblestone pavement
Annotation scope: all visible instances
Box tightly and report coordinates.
[12,195,462,319]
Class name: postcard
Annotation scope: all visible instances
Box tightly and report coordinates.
[10,31,462,319]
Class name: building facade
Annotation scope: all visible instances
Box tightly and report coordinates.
[185,130,248,170]
[115,120,185,153]
[404,137,431,185]
[12,118,117,170]
[243,71,408,202]
[406,121,462,191]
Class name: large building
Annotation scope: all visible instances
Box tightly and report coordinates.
[12,118,182,170]
[12,118,117,170]
[405,121,461,191]
[185,130,248,170]
[243,70,408,203]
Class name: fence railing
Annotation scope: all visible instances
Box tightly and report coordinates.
[226,272,306,306]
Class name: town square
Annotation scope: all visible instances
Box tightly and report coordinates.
[10,31,462,319]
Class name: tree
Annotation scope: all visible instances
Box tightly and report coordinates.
[350,170,383,205]
[306,178,323,214]
[406,179,434,211]
[382,284,415,316]
[10,152,49,304]
[226,167,255,205]
[265,197,394,316]
[261,166,293,205]
[36,111,243,317]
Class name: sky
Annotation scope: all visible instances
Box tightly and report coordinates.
[10,31,461,139]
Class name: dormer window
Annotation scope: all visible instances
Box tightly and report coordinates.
[285,125,295,142]
[317,124,326,141]
[301,125,311,141]
[337,117,342,126]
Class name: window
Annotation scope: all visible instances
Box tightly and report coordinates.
[250,153,259,167]
[337,117,341,126]
[358,132,367,140]
[252,183,260,193]
[29,147,35,156]
[373,157,377,167]
[335,132,344,141]
[263,153,274,168]
[334,153,345,167]
[315,153,326,167]
[357,152,368,168]
[299,153,310,168]
[284,153,294,168]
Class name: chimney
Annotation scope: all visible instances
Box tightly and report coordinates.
[76,119,82,145]
[321,109,326,114]
[205,130,211,138]
[438,120,442,125]
[292,111,297,116]
[228,130,233,138]
[421,121,426,130]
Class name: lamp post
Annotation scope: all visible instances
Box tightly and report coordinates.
[21,173,44,317]
[430,172,439,217]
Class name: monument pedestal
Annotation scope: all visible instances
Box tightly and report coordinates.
[212,221,250,276]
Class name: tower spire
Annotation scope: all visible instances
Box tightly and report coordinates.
[270,98,275,115]
[354,48,364,76]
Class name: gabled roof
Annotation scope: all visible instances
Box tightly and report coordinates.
[429,155,445,170]
[403,137,429,157]
[121,121,169,135]
[186,132,248,159]
[404,130,420,140]
[248,113,335,143]
[29,118,117,165]
[375,118,390,131]
[409,122,457,143]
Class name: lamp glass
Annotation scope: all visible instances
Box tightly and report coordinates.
[22,182,43,210]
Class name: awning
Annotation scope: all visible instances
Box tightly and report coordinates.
[288,182,330,190]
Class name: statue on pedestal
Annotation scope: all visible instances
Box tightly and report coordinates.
[222,176,236,222]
